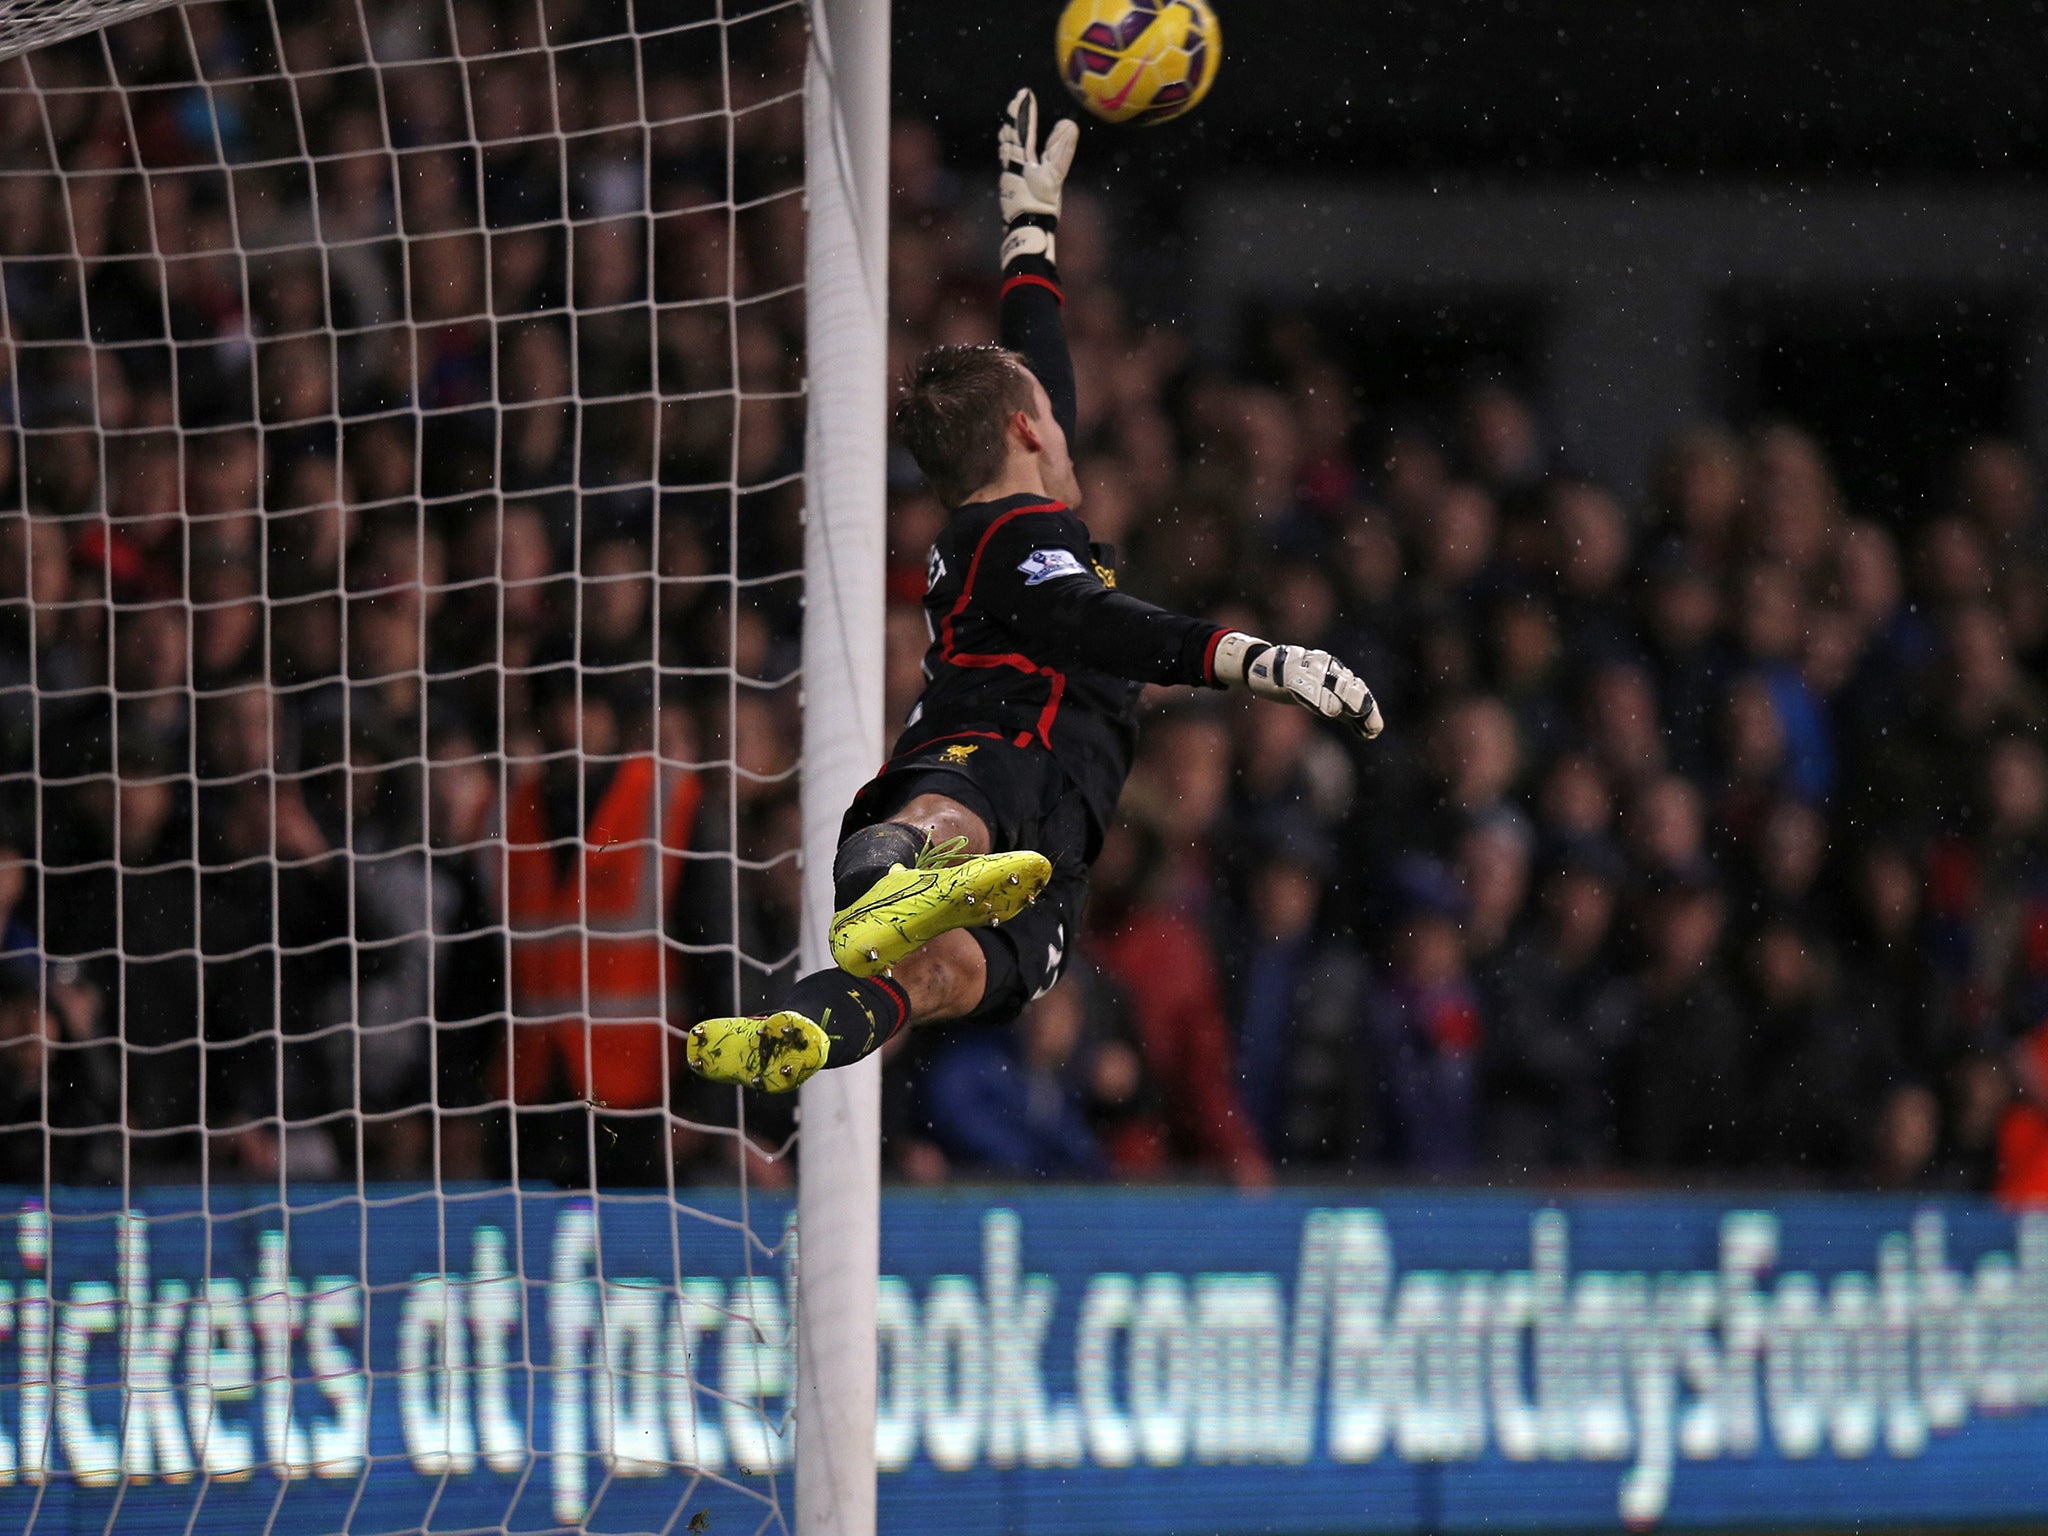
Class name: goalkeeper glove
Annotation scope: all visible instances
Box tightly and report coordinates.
[999,87,1078,270]
[1213,632,1385,740]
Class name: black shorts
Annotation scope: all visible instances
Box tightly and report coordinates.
[841,734,1091,1024]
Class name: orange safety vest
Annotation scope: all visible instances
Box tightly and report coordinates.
[1998,1026,2048,1207]
[498,755,700,1110]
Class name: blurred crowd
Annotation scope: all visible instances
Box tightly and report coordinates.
[3,0,2048,1197]
[883,132,2048,1199]
[0,0,813,1185]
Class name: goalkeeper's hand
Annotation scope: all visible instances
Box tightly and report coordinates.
[1213,632,1385,740]
[999,87,1078,269]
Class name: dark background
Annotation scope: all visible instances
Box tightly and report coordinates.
[894,0,2048,181]
[896,0,2048,509]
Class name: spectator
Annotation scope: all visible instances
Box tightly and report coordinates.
[1585,661,1669,792]
[1087,822,1271,1187]
[1943,1048,2012,1190]
[1717,675,1792,850]
[1741,918,1896,1180]
[0,826,33,988]
[1972,735,2048,1031]
[423,725,506,1178]
[1410,483,1498,613]
[1427,694,1522,849]
[81,755,198,1169]
[1479,841,1637,1172]
[1488,593,1571,766]
[1537,751,1616,849]
[1831,522,1928,830]
[1459,808,1534,965]
[1744,424,1841,575]
[1459,380,1546,495]
[197,761,359,1178]
[0,964,119,1185]
[1995,1023,2048,1203]
[1735,562,1834,803]
[498,668,702,1186]
[1639,549,1730,782]
[1616,873,1746,1171]
[1953,438,2041,558]
[1233,836,1375,1168]
[1545,478,1636,667]
[1234,694,1356,848]
[1835,840,1953,1083]
[1127,702,1238,932]
[1911,606,2045,831]
[1651,426,1745,572]
[1366,857,1484,1173]
[1627,773,1709,883]
[1873,1083,1944,1191]
[921,983,1110,1180]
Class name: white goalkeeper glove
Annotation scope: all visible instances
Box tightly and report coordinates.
[1213,632,1385,740]
[999,87,1078,269]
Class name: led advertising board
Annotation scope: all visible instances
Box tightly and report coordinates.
[2,1187,2046,1534]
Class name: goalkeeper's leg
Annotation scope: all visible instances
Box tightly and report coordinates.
[684,932,988,1092]
[826,793,1050,977]
[686,796,1086,1092]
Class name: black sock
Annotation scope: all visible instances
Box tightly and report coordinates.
[786,968,911,1067]
[831,820,927,910]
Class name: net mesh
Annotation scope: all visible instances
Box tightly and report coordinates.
[0,0,178,64]
[0,0,809,1528]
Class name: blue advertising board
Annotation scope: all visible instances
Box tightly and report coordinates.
[1,1186,2047,1534]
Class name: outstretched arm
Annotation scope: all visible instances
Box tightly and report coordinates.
[970,508,1227,686]
[977,524,1385,730]
[980,89,1384,740]
[984,95,1208,686]
[967,506,1384,738]
[996,89,1078,445]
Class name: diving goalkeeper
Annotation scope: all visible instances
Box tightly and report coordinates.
[684,89,1383,1092]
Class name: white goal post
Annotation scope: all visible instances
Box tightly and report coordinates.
[795,1,888,1535]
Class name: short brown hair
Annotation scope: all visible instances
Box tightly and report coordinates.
[893,344,1036,506]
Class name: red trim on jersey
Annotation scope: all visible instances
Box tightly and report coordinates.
[941,501,1072,750]
[1000,272,1064,306]
[1035,670,1067,746]
[1202,627,1230,686]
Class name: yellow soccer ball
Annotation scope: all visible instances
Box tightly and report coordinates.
[1054,0,1221,126]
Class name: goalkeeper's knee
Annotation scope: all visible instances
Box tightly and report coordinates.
[832,820,926,910]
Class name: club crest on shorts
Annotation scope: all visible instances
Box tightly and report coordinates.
[939,743,980,765]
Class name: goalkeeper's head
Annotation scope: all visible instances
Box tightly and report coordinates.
[895,344,1080,511]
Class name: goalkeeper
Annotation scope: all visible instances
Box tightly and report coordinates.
[685,90,1382,1092]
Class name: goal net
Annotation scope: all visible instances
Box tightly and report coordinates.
[0,0,882,1528]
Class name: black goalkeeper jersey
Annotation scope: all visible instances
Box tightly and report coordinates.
[889,255,1224,836]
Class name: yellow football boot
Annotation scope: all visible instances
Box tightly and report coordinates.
[685,1010,830,1093]
[830,836,1052,978]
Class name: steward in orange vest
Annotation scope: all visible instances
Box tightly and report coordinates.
[496,692,701,1113]
[1998,1023,2048,1206]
